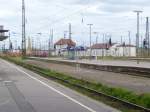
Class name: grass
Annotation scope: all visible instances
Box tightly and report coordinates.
[1,56,150,112]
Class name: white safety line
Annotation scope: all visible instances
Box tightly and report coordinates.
[0,99,10,106]
[3,60,97,112]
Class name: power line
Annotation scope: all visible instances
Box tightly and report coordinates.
[34,6,91,31]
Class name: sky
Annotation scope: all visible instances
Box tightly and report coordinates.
[0,0,150,49]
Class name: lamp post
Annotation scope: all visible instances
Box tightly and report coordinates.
[37,33,42,57]
[93,32,99,44]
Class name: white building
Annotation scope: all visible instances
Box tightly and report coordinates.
[115,44,136,57]
[90,43,116,57]
[76,43,136,57]
[54,38,76,56]
[53,39,136,58]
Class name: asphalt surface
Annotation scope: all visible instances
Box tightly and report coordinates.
[0,59,119,112]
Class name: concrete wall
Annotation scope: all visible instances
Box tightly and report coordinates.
[115,47,136,57]
[54,44,136,57]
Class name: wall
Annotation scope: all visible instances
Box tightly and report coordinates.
[116,47,136,57]
[54,45,136,57]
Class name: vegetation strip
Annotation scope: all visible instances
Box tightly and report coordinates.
[1,56,150,112]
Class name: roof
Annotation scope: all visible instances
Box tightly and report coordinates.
[54,38,76,46]
[0,30,9,33]
[0,25,9,32]
[91,43,115,49]
[0,36,8,41]
[117,44,136,47]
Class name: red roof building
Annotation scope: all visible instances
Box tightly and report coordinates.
[117,44,136,47]
[54,38,76,47]
[91,43,115,49]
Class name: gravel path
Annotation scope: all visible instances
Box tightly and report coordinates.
[25,59,150,94]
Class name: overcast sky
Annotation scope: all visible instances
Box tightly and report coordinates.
[0,0,150,48]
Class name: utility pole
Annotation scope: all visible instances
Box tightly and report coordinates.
[37,33,42,56]
[69,23,72,39]
[141,35,143,57]
[9,31,11,51]
[49,29,53,56]
[134,10,143,63]
[93,32,99,44]
[51,29,53,52]
[64,31,67,39]
[22,0,26,57]
[87,24,93,59]
[102,33,105,58]
[49,29,51,56]
[3,41,5,52]
[15,40,17,50]
[93,32,99,60]
[32,37,34,56]
[146,17,150,56]
[128,31,131,57]
[121,36,123,45]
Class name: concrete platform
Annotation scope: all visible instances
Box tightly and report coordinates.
[0,59,119,112]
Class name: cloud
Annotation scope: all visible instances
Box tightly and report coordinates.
[98,0,149,13]
[0,0,149,48]
[100,0,150,6]
[69,0,150,14]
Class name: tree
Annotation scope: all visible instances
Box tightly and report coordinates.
[143,38,147,49]
[109,38,112,46]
